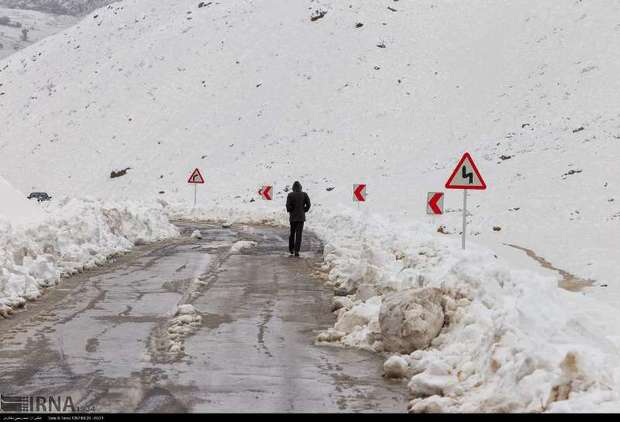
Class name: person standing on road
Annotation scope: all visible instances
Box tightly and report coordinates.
[286,181,311,257]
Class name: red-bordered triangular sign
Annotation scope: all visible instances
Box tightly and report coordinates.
[445,152,487,190]
[187,168,205,184]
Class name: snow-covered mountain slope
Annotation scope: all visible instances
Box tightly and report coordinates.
[0,0,617,292]
[0,0,619,411]
[0,175,43,223]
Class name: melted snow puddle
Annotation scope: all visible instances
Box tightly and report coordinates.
[505,244,594,292]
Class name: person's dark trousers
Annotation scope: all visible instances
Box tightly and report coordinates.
[289,221,304,254]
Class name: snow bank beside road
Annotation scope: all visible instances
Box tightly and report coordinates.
[166,202,620,412]
[0,198,178,316]
[313,209,620,412]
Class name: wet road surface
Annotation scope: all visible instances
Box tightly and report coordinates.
[0,222,406,413]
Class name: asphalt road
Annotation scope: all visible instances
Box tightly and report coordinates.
[0,222,406,413]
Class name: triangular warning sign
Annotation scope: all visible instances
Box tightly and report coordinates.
[445,152,487,190]
[187,168,205,184]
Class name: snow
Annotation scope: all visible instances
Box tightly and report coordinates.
[0,175,44,224]
[167,302,202,354]
[313,209,620,412]
[230,240,257,253]
[0,0,616,294]
[0,0,617,291]
[334,295,380,337]
[175,304,197,316]
[384,355,409,379]
[0,0,617,412]
[379,287,445,354]
[0,196,178,316]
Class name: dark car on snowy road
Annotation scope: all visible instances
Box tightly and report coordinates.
[27,192,52,202]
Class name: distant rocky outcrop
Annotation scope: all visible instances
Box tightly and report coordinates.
[0,0,115,16]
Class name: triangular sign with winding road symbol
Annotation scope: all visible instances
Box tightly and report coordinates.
[445,152,486,190]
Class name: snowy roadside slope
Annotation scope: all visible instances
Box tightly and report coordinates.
[0,174,44,224]
[313,210,620,413]
[169,203,620,412]
[0,188,178,316]
[0,0,617,292]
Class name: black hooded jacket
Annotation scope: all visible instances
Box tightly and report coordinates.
[286,181,311,222]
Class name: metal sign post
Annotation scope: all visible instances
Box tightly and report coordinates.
[462,190,467,249]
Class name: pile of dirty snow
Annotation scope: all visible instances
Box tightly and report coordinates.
[312,209,620,413]
[167,304,202,354]
[0,197,178,316]
[230,240,258,253]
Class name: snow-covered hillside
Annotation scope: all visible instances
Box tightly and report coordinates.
[0,174,44,223]
[0,0,617,288]
[0,0,618,412]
